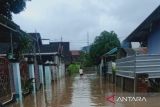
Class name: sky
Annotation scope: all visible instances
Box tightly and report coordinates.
[13,0,160,50]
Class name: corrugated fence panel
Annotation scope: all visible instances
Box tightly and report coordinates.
[116,54,160,78]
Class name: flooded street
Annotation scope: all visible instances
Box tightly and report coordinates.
[8,73,160,107]
[0,1,160,107]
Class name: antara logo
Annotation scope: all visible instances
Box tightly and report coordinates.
[106,95,115,104]
[106,95,147,104]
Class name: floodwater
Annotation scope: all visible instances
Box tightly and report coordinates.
[8,73,160,107]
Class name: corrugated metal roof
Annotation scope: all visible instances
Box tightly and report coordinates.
[103,47,118,57]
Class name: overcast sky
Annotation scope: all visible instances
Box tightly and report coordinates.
[13,0,159,50]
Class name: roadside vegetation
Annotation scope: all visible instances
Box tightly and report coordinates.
[79,30,120,67]
[89,30,120,65]
[67,63,80,75]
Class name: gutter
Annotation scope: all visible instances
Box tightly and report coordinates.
[0,22,18,32]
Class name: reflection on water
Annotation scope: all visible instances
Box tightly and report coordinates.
[8,73,160,107]
[44,68,52,107]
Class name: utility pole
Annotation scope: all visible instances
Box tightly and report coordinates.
[61,36,63,42]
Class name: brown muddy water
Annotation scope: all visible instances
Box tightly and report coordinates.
[8,73,160,107]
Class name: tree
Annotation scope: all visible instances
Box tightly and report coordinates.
[78,51,93,67]
[0,0,31,20]
[89,31,120,65]
[15,34,32,59]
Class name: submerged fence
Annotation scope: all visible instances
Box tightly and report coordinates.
[20,60,29,93]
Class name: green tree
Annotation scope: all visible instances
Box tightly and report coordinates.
[0,0,31,20]
[89,30,120,65]
[79,51,93,67]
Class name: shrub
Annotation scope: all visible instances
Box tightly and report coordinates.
[67,64,80,75]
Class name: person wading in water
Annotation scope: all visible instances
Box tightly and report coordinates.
[79,67,83,76]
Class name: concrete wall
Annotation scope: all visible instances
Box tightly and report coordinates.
[148,26,160,54]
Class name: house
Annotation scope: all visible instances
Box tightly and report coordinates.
[116,5,160,92]
[99,47,118,83]
[0,15,33,104]
[24,34,71,65]
[49,42,71,65]
[39,42,71,79]
[25,34,70,80]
